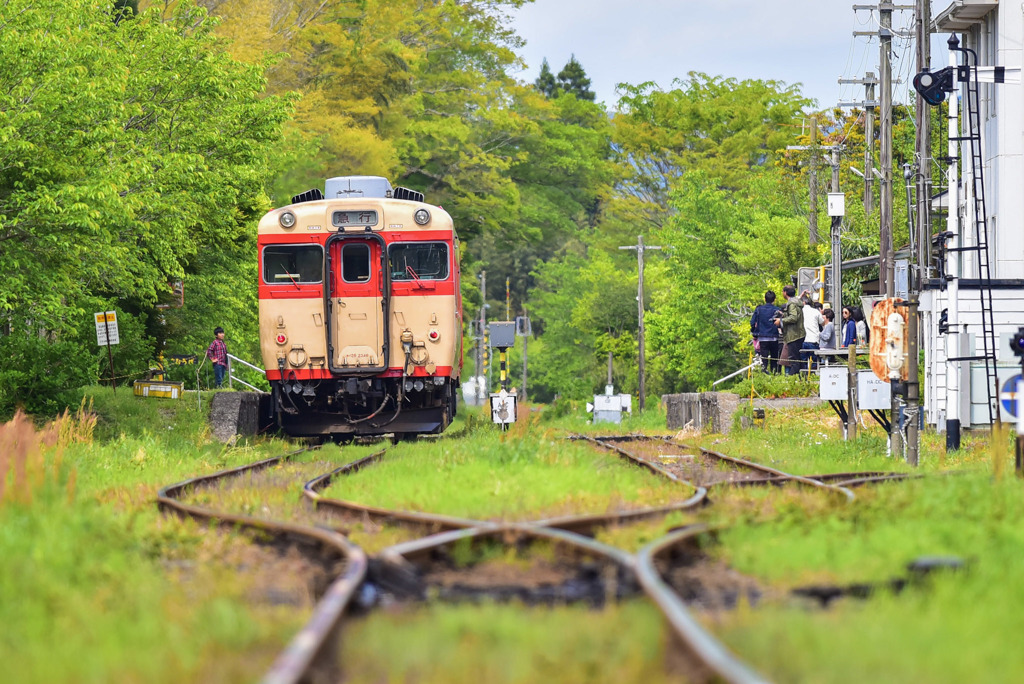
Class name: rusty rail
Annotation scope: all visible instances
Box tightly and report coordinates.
[637,525,772,684]
[304,438,708,536]
[157,449,368,684]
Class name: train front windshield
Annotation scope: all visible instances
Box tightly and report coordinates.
[390,242,448,281]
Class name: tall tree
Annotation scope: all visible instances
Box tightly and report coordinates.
[0,0,290,414]
[556,55,595,101]
[535,58,557,97]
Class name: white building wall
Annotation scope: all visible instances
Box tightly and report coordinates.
[925,5,1024,428]
[995,7,1024,280]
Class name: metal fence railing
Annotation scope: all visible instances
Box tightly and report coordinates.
[226,353,267,393]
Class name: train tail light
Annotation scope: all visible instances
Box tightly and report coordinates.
[428,329,440,342]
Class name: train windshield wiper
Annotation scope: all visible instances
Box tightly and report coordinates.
[405,265,434,290]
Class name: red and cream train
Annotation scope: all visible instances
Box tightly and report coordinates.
[257,176,462,439]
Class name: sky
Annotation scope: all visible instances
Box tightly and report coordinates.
[509,0,929,111]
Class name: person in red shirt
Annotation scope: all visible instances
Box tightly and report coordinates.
[206,326,228,388]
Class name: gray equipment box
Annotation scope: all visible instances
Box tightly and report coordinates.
[489,322,516,349]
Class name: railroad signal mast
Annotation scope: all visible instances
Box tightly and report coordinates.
[913,36,1014,450]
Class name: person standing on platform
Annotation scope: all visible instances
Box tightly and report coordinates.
[840,307,857,347]
[801,297,824,370]
[776,285,805,376]
[819,309,837,362]
[853,306,870,346]
[206,326,228,388]
[750,290,782,373]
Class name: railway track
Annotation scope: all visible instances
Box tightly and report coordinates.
[156,431,912,684]
[157,448,367,684]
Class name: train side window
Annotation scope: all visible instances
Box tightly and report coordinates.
[342,243,371,283]
[263,245,323,284]
[389,242,449,281]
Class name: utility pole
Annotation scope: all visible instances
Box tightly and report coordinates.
[619,236,662,411]
[476,270,486,403]
[809,115,819,245]
[787,140,844,304]
[865,73,877,215]
[905,0,931,467]
[830,147,843,310]
[840,72,878,215]
[521,307,528,402]
[854,3,914,296]
[879,1,894,297]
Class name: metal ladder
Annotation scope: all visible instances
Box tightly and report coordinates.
[948,46,1000,424]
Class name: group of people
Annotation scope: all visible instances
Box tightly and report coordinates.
[750,286,869,375]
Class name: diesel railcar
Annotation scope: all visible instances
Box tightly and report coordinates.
[258,176,462,438]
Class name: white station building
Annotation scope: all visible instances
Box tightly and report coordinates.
[922,0,1024,430]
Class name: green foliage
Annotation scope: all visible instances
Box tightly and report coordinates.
[534,58,557,97]
[535,55,596,101]
[529,249,637,400]
[614,73,812,207]
[0,0,289,416]
[556,55,596,101]
[0,329,96,416]
[723,371,819,399]
[645,171,816,390]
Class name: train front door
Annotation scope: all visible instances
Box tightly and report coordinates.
[327,236,387,372]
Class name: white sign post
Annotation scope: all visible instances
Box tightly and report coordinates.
[94,311,119,393]
[94,311,119,346]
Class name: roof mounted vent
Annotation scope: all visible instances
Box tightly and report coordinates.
[325,176,392,199]
[291,188,324,205]
[392,186,425,203]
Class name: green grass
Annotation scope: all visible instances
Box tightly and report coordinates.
[12,383,1024,683]
[723,371,819,398]
[340,600,685,684]
[325,417,695,521]
[0,387,314,683]
[0,460,306,683]
[706,472,1024,682]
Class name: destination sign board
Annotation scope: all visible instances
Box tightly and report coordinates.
[332,210,378,229]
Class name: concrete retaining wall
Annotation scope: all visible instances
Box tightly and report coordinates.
[209,392,266,443]
[663,392,740,434]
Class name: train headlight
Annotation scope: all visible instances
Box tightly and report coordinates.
[428,329,440,342]
[433,376,446,386]
[413,380,425,392]
[413,209,431,225]
[279,211,296,228]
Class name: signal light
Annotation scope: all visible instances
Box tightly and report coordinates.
[913,67,955,107]
[1012,327,1024,358]
[938,309,948,335]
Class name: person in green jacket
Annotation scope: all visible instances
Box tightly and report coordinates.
[775,285,805,375]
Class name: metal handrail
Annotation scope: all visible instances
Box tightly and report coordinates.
[226,353,268,392]
[227,353,264,374]
[711,361,759,387]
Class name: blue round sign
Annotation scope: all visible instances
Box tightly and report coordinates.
[1000,374,1023,418]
